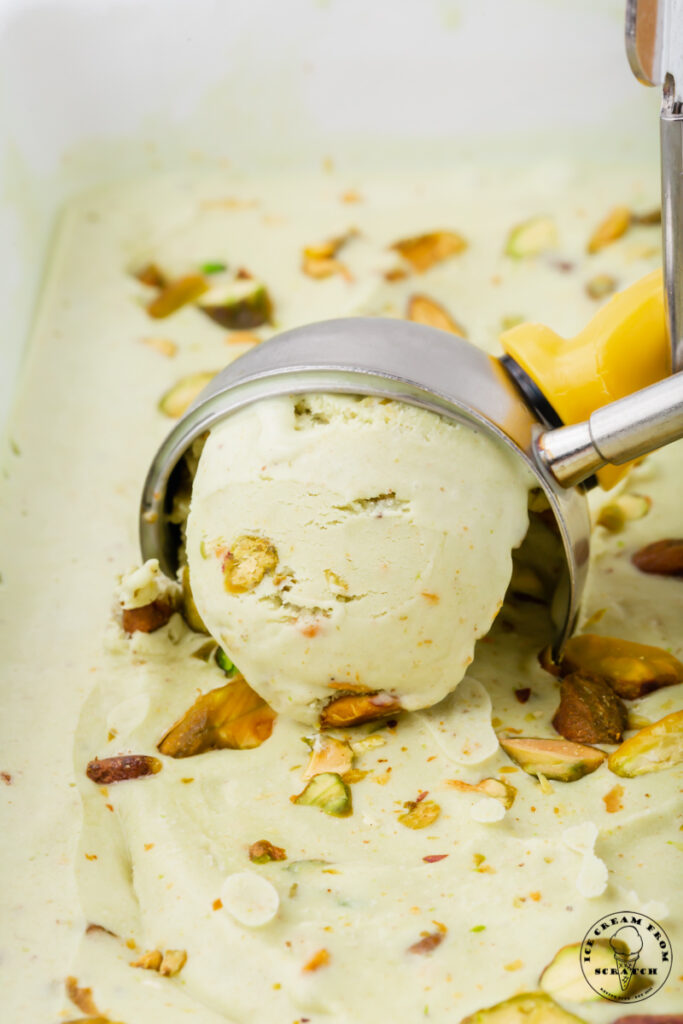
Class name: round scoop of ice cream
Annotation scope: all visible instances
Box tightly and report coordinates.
[186,393,531,723]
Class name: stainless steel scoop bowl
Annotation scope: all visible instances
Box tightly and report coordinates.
[140,315,683,651]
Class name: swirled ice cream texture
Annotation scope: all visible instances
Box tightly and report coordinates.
[186,393,531,722]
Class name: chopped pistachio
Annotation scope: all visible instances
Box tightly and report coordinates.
[460,991,588,1023]
[631,208,661,225]
[158,677,275,757]
[200,261,227,275]
[158,371,216,419]
[249,839,287,864]
[587,206,631,253]
[498,736,606,782]
[302,229,357,279]
[446,776,516,809]
[222,535,278,593]
[608,710,683,777]
[133,262,167,289]
[302,948,331,972]
[540,938,644,1002]
[130,949,163,971]
[198,279,273,329]
[558,633,683,700]
[122,598,174,634]
[408,930,445,955]
[146,274,209,318]
[141,336,178,358]
[215,647,238,676]
[585,273,617,300]
[398,798,441,830]
[406,294,467,336]
[159,949,187,977]
[320,691,401,728]
[292,771,352,816]
[390,230,467,272]
[551,672,628,745]
[86,754,162,785]
[190,639,217,661]
[504,216,557,258]
[350,734,386,755]
[65,976,100,1016]
[596,493,650,532]
[180,563,209,634]
[500,313,525,330]
[303,734,354,779]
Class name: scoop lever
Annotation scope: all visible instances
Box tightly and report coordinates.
[536,369,683,486]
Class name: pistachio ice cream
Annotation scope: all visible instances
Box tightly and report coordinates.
[1,161,682,1024]
[185,393,531,723]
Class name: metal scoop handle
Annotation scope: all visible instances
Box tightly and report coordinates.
[627,0,683,371]
[536,370,683,486]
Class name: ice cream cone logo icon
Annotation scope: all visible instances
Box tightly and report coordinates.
[581,911,672,1002]
[610,926,643,992]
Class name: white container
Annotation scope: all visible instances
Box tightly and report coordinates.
[0,0,658,429]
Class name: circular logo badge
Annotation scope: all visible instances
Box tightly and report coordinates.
[580,911,672,1002]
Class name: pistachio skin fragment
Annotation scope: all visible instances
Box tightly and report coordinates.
[552,672,628,745]
[498,736,606,782]
[408,930,445,955]
[158,677,275,757]
[122,599,174,635]
[86,754,162,785]
[586,206,631,254]
[406,294,467,337]
[558,633,683,700]
[133,262,167,288]
[632,538,683,577]
[320,691,402,728]
[292,771,352,817]
[608,710,683,778]
[460,991,588,1024]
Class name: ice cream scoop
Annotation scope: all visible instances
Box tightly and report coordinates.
[184,393,532,722]
[141,272,683,655]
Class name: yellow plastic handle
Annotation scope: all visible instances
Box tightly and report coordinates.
[500,269,670,489]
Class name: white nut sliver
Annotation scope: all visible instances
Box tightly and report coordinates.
[220,871,280,926]
[470,797,506,823]
[418,675,498,766]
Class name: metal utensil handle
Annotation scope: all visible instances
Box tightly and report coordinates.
[626,0,683,371]
[536,370,683,486]
[661,100,683,372]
